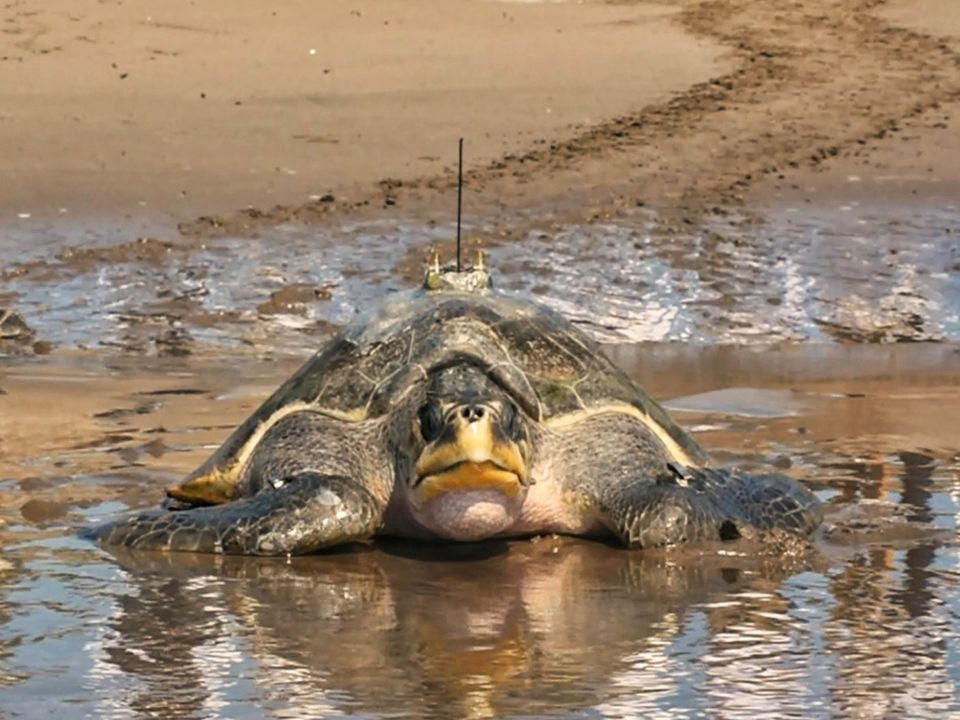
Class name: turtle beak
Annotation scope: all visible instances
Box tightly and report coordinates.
[413,402,529,504]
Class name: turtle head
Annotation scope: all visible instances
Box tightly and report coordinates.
[406,364,532,540]
[423,250,492,294]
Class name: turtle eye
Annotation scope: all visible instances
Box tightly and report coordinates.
[417,402,444,443]
[502,402,524,442]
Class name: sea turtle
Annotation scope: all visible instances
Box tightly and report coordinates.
[88,257,822,555]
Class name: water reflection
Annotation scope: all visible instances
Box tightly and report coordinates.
[14,519,934,720]
[820,447,960,718]
[826,543,958,717]
[90,540,810,719]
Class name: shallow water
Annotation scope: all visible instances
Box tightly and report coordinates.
[3,195,958,354]
[1,343,958,719]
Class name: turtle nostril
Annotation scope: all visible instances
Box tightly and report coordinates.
[461,405,484,422]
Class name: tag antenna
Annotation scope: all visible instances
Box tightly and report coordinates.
[456,138,463,273]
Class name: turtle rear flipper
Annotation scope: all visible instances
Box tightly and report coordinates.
[85,473,383,555]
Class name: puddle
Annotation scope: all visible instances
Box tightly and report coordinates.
[0,344,958,718]
[664,387,809,418]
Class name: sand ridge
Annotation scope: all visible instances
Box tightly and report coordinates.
[168,0,960,242]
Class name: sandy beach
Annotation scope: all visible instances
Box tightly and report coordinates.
[0,0,957,235]
[2,0,720,223]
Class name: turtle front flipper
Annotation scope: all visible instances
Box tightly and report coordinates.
[596,467,823,548]
[546,412,822,548]
[86,473,383,555]
[683,467,823,536]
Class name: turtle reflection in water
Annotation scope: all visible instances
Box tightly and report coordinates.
[87,257,822,555]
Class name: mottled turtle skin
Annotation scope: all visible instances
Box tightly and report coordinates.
[88,265,822,555]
